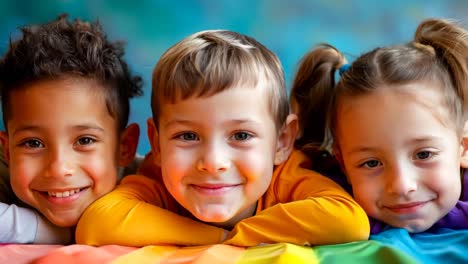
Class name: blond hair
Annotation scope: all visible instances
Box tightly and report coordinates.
[151,30,288,129]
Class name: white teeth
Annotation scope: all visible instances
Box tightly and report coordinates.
[47,188,81,198]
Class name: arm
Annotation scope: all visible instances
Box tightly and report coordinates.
[223,151,370,246]
[75,175,226,246]
[0,203,71,244]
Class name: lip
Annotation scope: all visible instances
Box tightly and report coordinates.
[190,183,240,196]
[36,186,89,205]
[385,201,428,214]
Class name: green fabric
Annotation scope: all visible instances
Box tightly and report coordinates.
[315,240,418,264]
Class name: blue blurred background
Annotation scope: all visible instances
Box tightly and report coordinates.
[0,0,466,154]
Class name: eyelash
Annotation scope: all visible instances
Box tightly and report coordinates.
[358,159,382,169]
[357,150,438,168]
[230,131,253,141]
[174,132,199,141]
[413,150,437,160]
[172,131,254,142]
[75,136,97,146]
[18,136,97,149]
[19,139,44,149]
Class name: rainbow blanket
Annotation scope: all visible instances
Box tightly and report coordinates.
[2,228,468,263]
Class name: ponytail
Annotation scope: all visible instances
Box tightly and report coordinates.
[291,44,346,152]
[290,44,346,175]
[414,19,468,114]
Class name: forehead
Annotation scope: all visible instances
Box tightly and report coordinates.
[336,83,456,150]
[158,84,275,126]
[7,78,117,132]
[338,81,448,124]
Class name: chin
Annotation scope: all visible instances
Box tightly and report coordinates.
[46,214,79,227]
[396,220,433,233]
[197,214,230,223]
[405,224,431,233]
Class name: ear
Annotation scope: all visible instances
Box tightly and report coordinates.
[147,118,161,166]
[0,131,10,163]
[117,123,140,167]
[460,136,468,168]
[274,114,299,165]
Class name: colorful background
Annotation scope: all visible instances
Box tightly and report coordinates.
[1,0,466,154]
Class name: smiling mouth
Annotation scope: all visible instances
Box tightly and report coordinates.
[190,184,240,194]
[385,201,428,213]
[44,188,87,198]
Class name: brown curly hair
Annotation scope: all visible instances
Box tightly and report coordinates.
[0,14,143,131]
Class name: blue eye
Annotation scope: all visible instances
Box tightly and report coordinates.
[178,132,199,141]
[232,132,252,141]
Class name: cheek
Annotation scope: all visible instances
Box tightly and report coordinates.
[241,157,274,193]
[160,155,185,194]
[86,156,118,195]
[349,176,378,209]
[9,160,36,190]
[160,147,193,177]
[426,167,461,197]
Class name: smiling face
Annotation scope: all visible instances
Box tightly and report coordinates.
[335,82,466,232]
[149,84,283,229]
[2,78,122,227]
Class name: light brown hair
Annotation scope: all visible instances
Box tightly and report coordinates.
[291,19,468,158]
[151,30,289,130]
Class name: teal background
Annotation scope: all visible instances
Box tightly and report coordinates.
[1,0,466,154]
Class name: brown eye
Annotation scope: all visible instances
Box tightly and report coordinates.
[232,132,252,141]
[415,151,432,160]
[23,139,43,148]
[361,160,381,168]
[77,137,95,146]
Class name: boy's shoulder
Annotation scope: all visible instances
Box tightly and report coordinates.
[272,149,325,186]
[275,149,312,175]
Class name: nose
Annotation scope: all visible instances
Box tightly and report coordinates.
[44,146,74,178]
[196,141,231,174]
[384,163,417,195]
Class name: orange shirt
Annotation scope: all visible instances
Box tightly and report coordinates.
[76,150,369,246]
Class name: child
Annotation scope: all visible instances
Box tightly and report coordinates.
[76,29,369,247]
[291,18,468,234]
[0,14,143,244]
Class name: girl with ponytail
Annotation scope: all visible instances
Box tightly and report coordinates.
[292,18,468,234]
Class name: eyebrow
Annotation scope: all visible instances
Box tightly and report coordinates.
[163,118,262,129]
[12,124,105,136]
[344,136,444,156]
[344,147,377,157]
[73,124,105,132]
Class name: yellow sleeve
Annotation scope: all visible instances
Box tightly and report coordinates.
[75,175,225,246]
[223,150,369,246]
